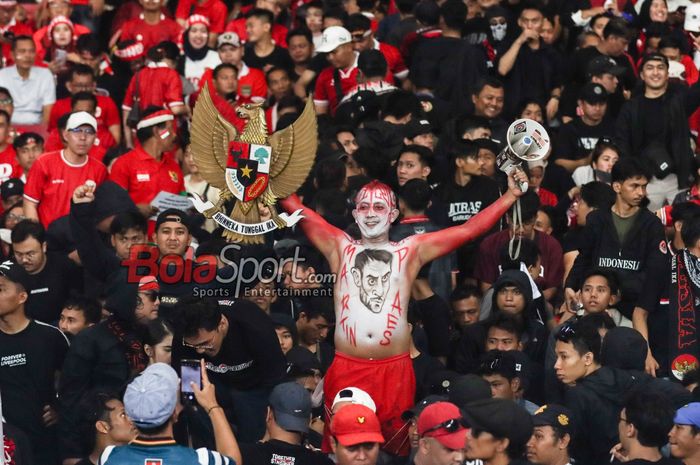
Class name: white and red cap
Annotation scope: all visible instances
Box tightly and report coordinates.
[0,0,17,8]
[138,276,160,292]
[66,111,97,131]
[115,40,145,62]
[186,14,210,29]
[136,109,174,130]
[316,26,352,53]
[217,32,241,48]
[48,15,74,39]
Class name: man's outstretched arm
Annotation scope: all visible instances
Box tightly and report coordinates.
[279,194,347,268]
[415,170,527,265]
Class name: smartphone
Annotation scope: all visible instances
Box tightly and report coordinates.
[180,359,201,402]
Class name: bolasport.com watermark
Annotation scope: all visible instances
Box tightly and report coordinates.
[120,244,337,299]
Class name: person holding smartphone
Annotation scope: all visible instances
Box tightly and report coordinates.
[99,360,241,465]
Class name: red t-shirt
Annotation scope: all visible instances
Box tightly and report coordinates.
[48,95,120,132]
[224,18,288,47]
[119,14,182,55]
[109,147,184,205]
[474,229,564,291]
[24,150,108,227]
[198,64,267,104]
[175,0,227,34]
[122,63,184,111]
[314,62,360,115]
[376,40,407,81]
[0,145,20,182]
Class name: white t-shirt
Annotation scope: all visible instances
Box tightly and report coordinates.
[185,50,221,91]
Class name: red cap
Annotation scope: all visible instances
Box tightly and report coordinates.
[417,402,467,450]
[136,109,174,130]
[330,405,384,446]
[186,14,210,29]
[48,15,74,40]
[138,276,160,292]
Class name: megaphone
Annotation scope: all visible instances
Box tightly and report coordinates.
[496,119,550,192]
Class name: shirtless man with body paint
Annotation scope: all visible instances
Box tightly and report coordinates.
[279,169,528,455]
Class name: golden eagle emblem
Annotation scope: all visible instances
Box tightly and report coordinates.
[189,85,318,243]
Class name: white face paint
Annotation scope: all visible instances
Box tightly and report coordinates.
[352,186,395,240]
[491,23,507,41]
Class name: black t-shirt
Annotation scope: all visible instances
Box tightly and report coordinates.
[244,45,294,73]
[562,227,585,254]
[240,439,334,465]
[640,95,666,147]
[624,458,683,465]
[24,252,83,324]
[554,117,615,162]
[0,320,69,463]
[175,300,287,390]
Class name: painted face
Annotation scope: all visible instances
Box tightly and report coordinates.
[352,183,397,239]
[52,23,73,47]
[188,24,209,50]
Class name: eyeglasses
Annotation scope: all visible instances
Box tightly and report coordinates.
[0,98,12,105]
[182,337,215,351]
[68,127,96,136]
[140,291,160,302]
[423,418,466,435]
[6,213,25,222]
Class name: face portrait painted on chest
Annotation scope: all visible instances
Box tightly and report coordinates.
[351,249,393,313]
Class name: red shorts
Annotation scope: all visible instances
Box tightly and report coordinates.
[323,351,415,456]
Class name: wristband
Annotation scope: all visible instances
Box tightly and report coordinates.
[207,405,223,415]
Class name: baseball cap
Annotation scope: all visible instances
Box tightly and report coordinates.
[402,395,447,421]
[1,178,23,201]
[331,404,385,446]
[417,402,468,450]
[532,404,574,435]
[0,260,30,289]
[404,119,433,139]
[138,275,159,292]
[269,382,312,434]
[675,403,700,427]
[114,40,145,62]
[669,60,686,80]
[66,111,97,131]
[155,208,191,232]
[124,363,180,428]
[218,32,241,48]
[587,56,626,77]
[640,52,669,69]
[462,398,533,448]
[285,346,321,377]
[316,26,352,53]
[448,374,492,408]
[332,387,377,412]
[579,82,608,104]
[600,326,647,371]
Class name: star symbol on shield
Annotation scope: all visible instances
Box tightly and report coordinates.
[241,165,253,178]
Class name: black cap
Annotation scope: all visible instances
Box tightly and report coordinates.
[285,346,321,377]
[587,56,626,77]
[403,118,433,139]
[401,395,447,421]
[155,208,191,232]
[0,260,30,289]
[579,82,608,103]
[448,374,492,408]
[600,326,647,371]
[0,178,23,201]
[474,138,499,155]
[463,398,533,447]
[427,369,460,396]
[640,52,669,70]
[532,404,574,435]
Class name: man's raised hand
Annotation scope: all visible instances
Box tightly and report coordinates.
[72,180,97,204]
[507,168,529,198]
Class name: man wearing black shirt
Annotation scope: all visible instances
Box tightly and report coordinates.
[244,8,294,72]
[611,389,680,465]
[240,382,333,465]
[11,219,82,324]
[0,259,69,465]
[431,140,500,280]
[175,297,287,443]
[554,83,615,173]
[615,52,700,211]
